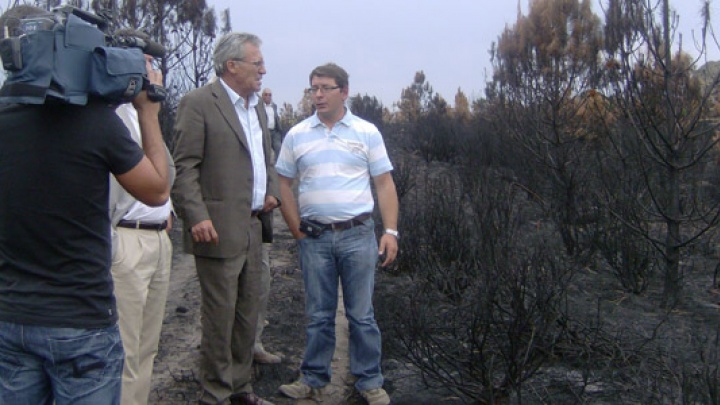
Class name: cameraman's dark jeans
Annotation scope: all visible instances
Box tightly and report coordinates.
[0,320,123,405]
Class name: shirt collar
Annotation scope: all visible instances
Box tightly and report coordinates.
[219,78,259,108]
[309,106,352,128]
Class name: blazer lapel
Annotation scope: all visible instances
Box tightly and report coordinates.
[255,103,273,164]
[211,81,250,152]
[255,102,268,139]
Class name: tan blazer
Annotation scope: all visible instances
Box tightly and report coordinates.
[172,80,279,258]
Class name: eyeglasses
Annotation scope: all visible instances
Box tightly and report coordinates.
[231,58,265,68]
[306,85,341,95]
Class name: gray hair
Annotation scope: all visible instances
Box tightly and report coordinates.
[213,32,262,76]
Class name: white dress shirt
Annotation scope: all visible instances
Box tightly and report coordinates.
[219,79,267,211]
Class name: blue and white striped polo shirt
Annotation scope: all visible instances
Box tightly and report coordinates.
[275,109,393,223]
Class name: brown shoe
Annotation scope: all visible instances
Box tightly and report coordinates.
[253,349,282,364]
[229,392,275,405]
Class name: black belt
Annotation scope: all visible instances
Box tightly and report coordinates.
[322,213,372,231]
[117,219,167,231]
[251,210,261,217]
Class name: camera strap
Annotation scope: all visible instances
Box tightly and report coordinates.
[0,82,47,100]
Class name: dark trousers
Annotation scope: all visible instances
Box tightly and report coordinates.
[271,130,282,162]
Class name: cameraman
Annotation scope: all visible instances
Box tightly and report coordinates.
[0,6,170,405]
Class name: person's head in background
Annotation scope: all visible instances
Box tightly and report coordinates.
[262,88,273,106]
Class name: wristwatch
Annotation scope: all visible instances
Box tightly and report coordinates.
[384,228,399,239]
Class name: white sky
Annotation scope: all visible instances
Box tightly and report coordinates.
[210,0,720,110]
[0,1,715,107]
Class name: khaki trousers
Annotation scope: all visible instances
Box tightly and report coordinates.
[111,227,172,405]
[195,218,262,405]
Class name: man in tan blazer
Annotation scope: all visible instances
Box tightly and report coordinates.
[172,32,279,405]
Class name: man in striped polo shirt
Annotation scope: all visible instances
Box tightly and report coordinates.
[275,63,398,405]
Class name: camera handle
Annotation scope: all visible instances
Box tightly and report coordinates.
[143,79,166,102]
[55,6,108,31]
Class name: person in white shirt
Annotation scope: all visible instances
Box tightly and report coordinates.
[110,101,175,405]
[261,88,283,162]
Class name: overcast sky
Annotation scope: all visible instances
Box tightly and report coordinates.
[210,0,719,110]
[0,1,714,108]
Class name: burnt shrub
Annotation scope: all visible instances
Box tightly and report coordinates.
[594,216,658,295]
[385,167,572,402]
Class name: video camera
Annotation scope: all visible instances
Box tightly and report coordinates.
[0,5,166,105]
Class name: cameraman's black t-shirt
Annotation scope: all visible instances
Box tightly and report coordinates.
[0,101,144,328]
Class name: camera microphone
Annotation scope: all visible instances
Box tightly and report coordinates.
[138,38,165,59]
[113,35,165,58]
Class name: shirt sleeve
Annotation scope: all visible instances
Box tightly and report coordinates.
[367,129,393,177]
[274,128,297,178]
[105,111,144,176]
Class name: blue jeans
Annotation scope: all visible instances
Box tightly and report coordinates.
[0,320,124,405]
[298,219,384,391]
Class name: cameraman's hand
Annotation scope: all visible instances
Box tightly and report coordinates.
[145,56,163,86]
[132,56,163,113]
